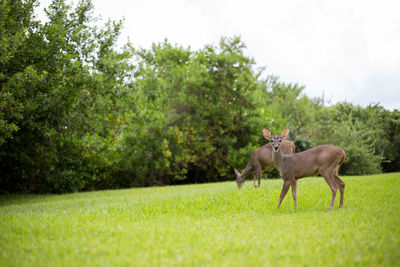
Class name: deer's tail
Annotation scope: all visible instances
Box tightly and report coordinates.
[291,142,296,154]
[339,150,346,167]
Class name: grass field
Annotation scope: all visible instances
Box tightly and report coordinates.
[0,173,399,266]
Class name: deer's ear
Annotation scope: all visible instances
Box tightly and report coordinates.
[281,128,289,139]
[263,128,272,140]
[234,168,240,177]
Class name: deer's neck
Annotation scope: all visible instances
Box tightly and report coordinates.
[273,150,284,170]
[241,164,253,180]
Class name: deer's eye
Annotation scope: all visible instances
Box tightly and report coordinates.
[279,139,282,142]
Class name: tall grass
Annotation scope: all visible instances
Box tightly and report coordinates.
[1,173,399,266]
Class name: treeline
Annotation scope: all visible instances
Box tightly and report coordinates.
[1,0,399,193]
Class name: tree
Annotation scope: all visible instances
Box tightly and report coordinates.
[0,0,133,193]
[114,37,273,186]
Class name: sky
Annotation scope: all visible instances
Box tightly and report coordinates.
[37,0,400,110]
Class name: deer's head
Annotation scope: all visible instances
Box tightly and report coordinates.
[263,128,290,152]
[234,168,244,189]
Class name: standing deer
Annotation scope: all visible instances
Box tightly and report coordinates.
[263,128,346,210]
[234,140,295,188]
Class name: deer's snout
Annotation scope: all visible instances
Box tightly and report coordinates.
[236,179,244,189]
[271,137,280,152]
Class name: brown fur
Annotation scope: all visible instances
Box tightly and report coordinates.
[263,128,346,210]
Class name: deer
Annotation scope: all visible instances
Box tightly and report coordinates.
[263,128,346,210]
[234,140,295,188]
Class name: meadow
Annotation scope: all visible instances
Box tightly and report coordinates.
[0,173,399,266]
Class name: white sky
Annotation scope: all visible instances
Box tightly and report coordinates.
[37,0,400,110]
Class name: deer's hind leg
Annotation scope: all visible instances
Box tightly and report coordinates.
[320,169,338,210]
[333,169,345,208]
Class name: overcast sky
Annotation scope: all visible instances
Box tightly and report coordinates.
[38,0,400,110]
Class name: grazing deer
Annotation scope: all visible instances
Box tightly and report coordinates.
[263,128,346,210]
[234,140,295,188]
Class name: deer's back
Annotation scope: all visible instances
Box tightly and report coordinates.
[280,140,295,154]
[289,145,343,161]
[281,145,345,178]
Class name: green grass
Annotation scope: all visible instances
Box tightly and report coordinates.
[0,173,399,266]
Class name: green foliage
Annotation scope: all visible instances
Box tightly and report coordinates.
[0,0,399,193]
[115,38,268,186]
[1,173,399,266]
[0,0,133,193]
[263,82,395,175]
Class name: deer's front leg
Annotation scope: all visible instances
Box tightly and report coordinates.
[277,180,291,209]
[291,179,298,209]
[255,166,262,187]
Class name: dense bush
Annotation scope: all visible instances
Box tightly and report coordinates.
[113,39,269,186]
[0,0,132,192]
[0,0,399,193]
